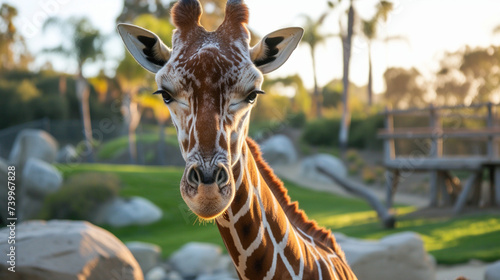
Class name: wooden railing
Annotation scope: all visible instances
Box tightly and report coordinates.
[378,102,500,214]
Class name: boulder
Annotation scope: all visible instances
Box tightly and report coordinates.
[485,260,500,280]
[336,232,435,280]
[259,135,297,165]
[126,241,161,274]
[56,144,79,164]
[0,220,143,280]
[301,154,347,184]
[169,242,226,278]
[93,196,163,227]
[9,129,58,166]
[22,158,63,197]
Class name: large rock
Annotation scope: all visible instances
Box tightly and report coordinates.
[20,158,63,220]
[93,196,163,227]
[485,260,500,280]
[336,232,435,280]
[259,135,297,165]
[9,129,58,166]
[126,241,161,274]
[22,158,62,197]
[0,220,143,280]
[301,154,347,184]
[169,242,228,278]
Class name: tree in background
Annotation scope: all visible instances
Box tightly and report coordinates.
[384,67,427,108]
[115,14,174,164]
[42,17,105,162]
[301,11,332,118]
[361,0,406,106]
[0,4,31,73]
[339,0,355,156]
[138,94,171,164]
[117,0,171,23]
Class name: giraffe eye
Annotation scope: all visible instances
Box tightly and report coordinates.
[245,90,264,104]
[153,89,174,104]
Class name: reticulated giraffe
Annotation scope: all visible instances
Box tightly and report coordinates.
[118,0,357,279]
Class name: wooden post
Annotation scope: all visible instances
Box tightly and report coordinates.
[454,171,481,215]
[384,106,395,163]
[487,102,498,158]
[429,104,443,207]
[385,170,400,209]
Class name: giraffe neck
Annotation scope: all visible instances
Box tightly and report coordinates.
[215,138,357,280]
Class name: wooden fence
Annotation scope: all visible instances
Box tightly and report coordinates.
[378,102,500,214]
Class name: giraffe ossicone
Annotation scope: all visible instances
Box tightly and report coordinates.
[118,0,357,279]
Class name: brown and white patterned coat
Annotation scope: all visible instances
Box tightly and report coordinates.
[118,0,357,279]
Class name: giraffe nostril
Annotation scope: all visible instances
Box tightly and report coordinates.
[187,166,201,187]
[216,166,229,187]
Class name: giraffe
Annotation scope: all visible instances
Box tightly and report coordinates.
[118,0,357,279]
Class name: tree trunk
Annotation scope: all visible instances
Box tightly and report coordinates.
[311,47,322,118]
[76,72,94,162]
[367,42,373,106]
[339,0,355,157]
[157,121,166,165]
[122,92,141,164]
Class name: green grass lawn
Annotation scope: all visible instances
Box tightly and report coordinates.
[56,164,500,264]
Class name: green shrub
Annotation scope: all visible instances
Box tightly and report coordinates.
[362,167,376,184]
[40,172,122,220]
[301,118,340,146]
[345,149,361,163]
[301,114,385,149]
[286,112,307,128]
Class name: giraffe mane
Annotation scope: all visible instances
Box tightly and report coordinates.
[245,137,347,262]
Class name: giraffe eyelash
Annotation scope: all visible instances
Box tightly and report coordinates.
[153,89,174,104]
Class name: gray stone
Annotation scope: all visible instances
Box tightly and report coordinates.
[22,158,62,197]
[126,241,161,274]
[196,273,238,280]
[260,134,297,165]
[145,266,168,280]
[56,144,79,163]
[0,220,143,280]
[337,231,435,280]
[93,196,163,227]
[301,154,347,184]
[485,260,500,280]
[169,242,223,278]
[9,129,58,166]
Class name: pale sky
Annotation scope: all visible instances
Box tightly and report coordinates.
[7,0,500,94]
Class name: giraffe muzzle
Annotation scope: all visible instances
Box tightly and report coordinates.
[181,163,234,219]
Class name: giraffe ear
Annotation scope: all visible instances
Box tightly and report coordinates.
[250,27,304,74]
[117,23,171,73]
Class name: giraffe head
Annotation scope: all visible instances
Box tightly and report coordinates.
[118,0,303,219]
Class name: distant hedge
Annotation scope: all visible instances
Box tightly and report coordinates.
[301,114,384,149]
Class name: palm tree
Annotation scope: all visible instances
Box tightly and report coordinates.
[115,14,174,164]
[115,53,147,164]
[43,17,105,162]
[338,0,355,156]
[362,1,405,106]
[301,12,332,118]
